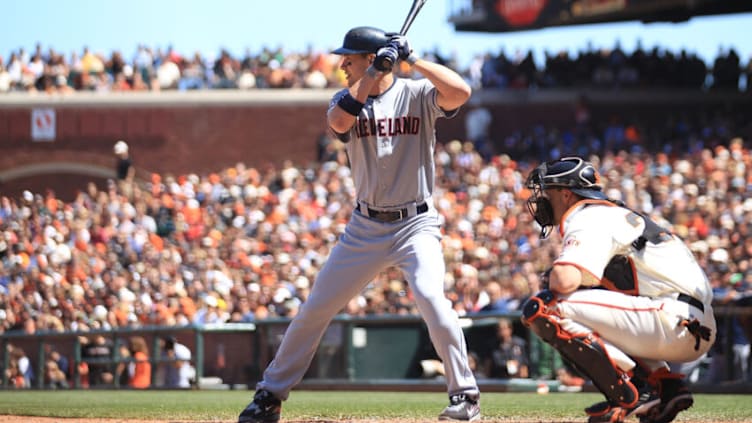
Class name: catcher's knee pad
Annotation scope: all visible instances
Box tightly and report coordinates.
[522,290,637,408]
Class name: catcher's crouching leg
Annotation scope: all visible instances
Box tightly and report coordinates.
[522,290,638,408]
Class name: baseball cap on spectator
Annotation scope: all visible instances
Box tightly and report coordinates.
[675,160,691,175]
[742,198,752,212]
[204,295,218,308]
[94,305,108,321]
[669,173,683,186]
[460,263,477,278]
[710,248,729,263]
[114,140,128,155]
[294,276,310,290]
[446,140,462,154]
[273,287,292,303]
[276,253,291,265]
[474,246,490,260]
[689,240,709,254]
[22,190,33,203]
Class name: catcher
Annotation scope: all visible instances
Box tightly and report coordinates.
[521,157,715,423]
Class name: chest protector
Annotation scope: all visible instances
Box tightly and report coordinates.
[601,202,672,294]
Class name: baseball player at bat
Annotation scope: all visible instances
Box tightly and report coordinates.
[521,157,716,423]
[238,26,480,423]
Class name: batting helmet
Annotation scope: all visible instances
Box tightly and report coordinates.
[526,157,606,200]
[332,26,389,55]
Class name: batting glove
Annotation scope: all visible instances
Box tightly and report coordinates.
[374,45,399,72]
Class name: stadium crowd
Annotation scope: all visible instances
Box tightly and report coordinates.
[2,103,752,387]
[0,42,750,93]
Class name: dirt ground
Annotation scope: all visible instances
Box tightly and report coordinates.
[0,419,740,423]
[0,419,582,423]
[0,420,582,423]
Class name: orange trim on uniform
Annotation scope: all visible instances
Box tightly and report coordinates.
[563,299,660,313]
[558,199,618,237]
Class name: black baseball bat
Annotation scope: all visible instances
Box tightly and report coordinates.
[375,0,427,71]
[400,0,428,35]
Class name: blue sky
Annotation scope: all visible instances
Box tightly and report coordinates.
[2,0,751,68]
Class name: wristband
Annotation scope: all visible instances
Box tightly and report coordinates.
[366,65,380,78]
[406,54,419,65]
[337,93,365,116]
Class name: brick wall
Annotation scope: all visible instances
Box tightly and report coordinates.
[1,89,750,200]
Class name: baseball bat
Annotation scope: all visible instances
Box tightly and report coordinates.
[376,0,427,70]
[399,0,428,35]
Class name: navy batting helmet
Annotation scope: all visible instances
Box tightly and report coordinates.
[332,26,389,55]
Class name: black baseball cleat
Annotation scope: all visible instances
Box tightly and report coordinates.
[586,387,660,423]
[238,389,282,423]
[640,378,693,423]
[438,393,481,421]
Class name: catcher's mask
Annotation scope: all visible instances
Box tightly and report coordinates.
[525,157,605,238]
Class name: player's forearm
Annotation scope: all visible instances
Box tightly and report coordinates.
[411,60,471,110]
[548,264,582,295]
[328,68,383,133]
[328,106,357,134]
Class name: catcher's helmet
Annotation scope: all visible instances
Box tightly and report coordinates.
[526,157,606,200]
[525,157,606,238]
[332,26,389,55]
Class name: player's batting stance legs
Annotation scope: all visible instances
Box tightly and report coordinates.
[400,231,478,404]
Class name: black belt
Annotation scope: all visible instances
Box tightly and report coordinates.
[355,202,428,223]
[677,293,705,313]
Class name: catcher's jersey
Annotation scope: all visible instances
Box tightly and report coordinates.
[329,78,454,209]
[554,200,712,304]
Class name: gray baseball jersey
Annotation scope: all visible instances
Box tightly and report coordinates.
[329,78,455,209]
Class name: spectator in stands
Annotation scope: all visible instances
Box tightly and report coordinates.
[464,105,494,161]
[485,318,529,379]
[44,357,69,389]
[4,357,25,388]
[6,344,33,388]
[45,344,71,384]
[1,41,749,92]
[212,49,238,89]
[712,47,741,90]
[159,336,193,388]
[1,106,752,389]
[708,271,751,382]
[113,139,135,196]
[179,52,207,90]
[0,59,10,93]
[116,335,151,389]
[80,335,114,387]
[476,281,513,314]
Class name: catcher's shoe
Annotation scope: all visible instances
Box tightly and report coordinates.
[238,389,281,423]
[586,387,660,423]
[438,393,480,421]
[640,379,693,423]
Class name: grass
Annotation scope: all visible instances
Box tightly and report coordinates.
[0,390,749,421]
